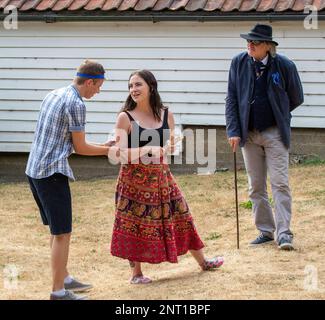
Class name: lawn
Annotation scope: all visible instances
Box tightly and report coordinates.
[1,164,325,300]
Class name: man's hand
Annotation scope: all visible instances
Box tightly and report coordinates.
[228,136,241,152]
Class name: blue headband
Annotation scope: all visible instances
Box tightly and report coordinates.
[76,73,105,79]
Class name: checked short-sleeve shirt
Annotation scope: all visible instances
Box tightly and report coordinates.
[26,85,85,180]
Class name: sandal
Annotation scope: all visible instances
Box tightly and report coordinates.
[200,256,224,271]
[130,275,152,284]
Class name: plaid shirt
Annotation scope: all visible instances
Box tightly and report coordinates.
[26,85,86,180]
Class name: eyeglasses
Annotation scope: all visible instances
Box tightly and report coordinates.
[247,40,264,46]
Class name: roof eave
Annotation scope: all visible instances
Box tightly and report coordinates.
[1,10,325,22]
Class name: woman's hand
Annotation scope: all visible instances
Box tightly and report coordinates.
[104,140,116,147]
[163,135,184,155]
[144,146,165,158]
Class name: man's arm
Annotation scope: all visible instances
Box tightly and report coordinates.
[286,61,304,112]
[72,131,109,156]
[225,58,241,152]
[89,140,116,147]
[225,58,241,138]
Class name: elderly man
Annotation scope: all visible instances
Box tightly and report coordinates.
[225,24,304,250]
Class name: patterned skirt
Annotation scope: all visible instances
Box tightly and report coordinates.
[110,162,204,264]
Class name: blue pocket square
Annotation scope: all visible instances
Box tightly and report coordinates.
[272,72,280,85]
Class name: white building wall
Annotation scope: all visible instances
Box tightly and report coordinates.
[0,20,324,152]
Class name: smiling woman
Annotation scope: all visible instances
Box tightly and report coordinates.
[110,69,224,285]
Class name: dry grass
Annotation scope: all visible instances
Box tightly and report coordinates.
[1,164,325,300]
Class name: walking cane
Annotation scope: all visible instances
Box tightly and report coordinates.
[233,150,240,249]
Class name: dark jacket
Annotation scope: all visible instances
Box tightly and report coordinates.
[225,52,304,148]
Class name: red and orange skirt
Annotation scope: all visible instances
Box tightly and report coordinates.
[110,162,204,264]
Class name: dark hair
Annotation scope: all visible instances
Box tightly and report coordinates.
[75,59,105,85]
[121,70,165,122]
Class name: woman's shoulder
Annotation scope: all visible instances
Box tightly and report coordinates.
[116,111,132,128]
[117,111,130,120]
[162,106,172,114]
[166,108,174,127]
[164,107,173,117]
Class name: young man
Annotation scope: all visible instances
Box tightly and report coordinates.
[26,60,114,300]
[225,24,304,251]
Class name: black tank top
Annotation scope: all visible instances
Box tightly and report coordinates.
[124,109,170,148]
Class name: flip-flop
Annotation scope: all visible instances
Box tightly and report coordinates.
[130,275,152,284]
[200,256,224,271]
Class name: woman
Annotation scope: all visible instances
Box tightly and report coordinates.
[110,70,224,284]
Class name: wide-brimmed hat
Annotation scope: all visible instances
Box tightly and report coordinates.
[240,24,278,46]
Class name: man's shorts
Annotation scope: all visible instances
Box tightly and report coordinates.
[27,173,72,235]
